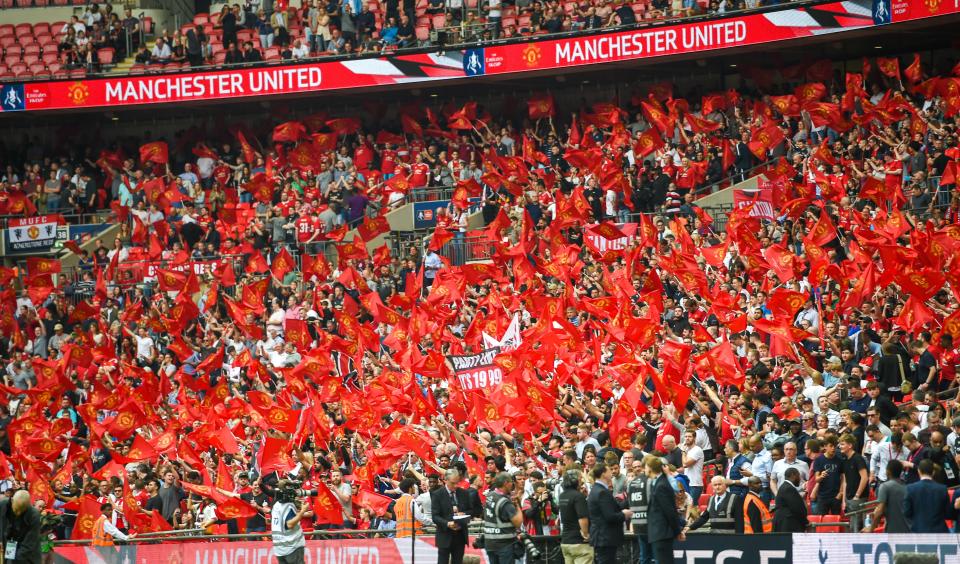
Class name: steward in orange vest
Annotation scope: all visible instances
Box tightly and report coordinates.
[742,479,773,534]
[393,478,424,538]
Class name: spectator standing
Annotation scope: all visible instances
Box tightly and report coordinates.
[863,459,909,533]
[904,459,951,533]
[811,436,843,515]
[679,430,704,501]
[840,433,869,531]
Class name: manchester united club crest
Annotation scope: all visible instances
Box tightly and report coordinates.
[924,0,940,12]
[66,81,90,105]
[521,43,542,67]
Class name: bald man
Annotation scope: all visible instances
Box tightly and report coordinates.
[0,489,42,563]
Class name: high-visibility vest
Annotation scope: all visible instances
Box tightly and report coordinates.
[394,494,423,538]
[92,515,113,546]
[742,493,773,534]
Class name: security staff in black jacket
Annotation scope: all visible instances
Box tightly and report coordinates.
[482,473,523,564]
[626,463,653,564]
[587,464,633,564]
[687,475,744,534]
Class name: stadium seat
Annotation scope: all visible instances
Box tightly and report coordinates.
[0,25,12,38]
[23,54,40,66]
[142,17,154,36]
[697,494,709,508]
[23,44,40,57]
[69,68,85,78]
[14,24,32,38]
[194,13,210,26]
[415,26,430,41]
[47,62,61,73]
[97,48,115,65]
[34,22,50,36]
[431,14,445,28]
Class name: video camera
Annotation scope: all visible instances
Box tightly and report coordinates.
[276,479,318,504]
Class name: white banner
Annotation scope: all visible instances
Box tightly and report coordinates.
[7,214,61,252]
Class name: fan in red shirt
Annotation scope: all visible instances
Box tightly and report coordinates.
[380,147,398,176]
[409,155,430,188]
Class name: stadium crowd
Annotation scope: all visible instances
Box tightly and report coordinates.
[0,49,958,561]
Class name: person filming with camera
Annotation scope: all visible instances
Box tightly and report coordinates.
[481,472,525,564]
[271,480,313,564]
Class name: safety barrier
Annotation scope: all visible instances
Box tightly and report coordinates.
[52,532,960,564]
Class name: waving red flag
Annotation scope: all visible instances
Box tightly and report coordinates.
[694,340,744,386]
[272,121,307,143]
[354,488,393,516]
[805,212,837,246]
[313,485,346,524]
[139,141,169,164]
[876,57,901,79]
[634,128,664,157]
[904,54,922,84]
[527,94,556,119]
[271,247,295,281]
[400,114,423,137]
[258,436,297,476]
[326,117,362,135]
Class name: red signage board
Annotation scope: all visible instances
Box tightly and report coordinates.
[3,0,958,113]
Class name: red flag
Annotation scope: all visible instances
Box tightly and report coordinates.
[904,54,922,84]
[237,131,258,164]
[271,247,296,281]
[400,114,423,137]
[139,141,169,164]
[527,94,556,119]
[215,497,258,521]
[747,124,785,159]
[805,212,837,246]
[258,436,296,476]
[272,121,307,143]
[893,296,935,333]
[216,457,236,492]
[354,488,393,516]
[326,117,362,135]
[313,485,345,524]
[694,340,744,387]
[26,257,61,277]
[877,57,901,79]
[634,128,664,157]
[192,143,218,160]
[71,496,103,539]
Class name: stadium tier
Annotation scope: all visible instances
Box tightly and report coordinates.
[0,0,959,561]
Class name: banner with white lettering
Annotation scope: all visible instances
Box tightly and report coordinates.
[7,1,958,113]
[54,538,489,563]
[792,533,960,564]
[5,214,63,253]
[733,187,776,220]
[449,347,502,391]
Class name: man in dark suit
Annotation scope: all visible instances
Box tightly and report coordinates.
[733,134,753,182]
[431,468,470,564]
[646,456,683,564]
[904,459,951,533]
[587,464,632,564]
[773,467,808,532]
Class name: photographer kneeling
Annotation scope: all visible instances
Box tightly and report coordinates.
[481,473,525,564]
[271,480,314,564]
